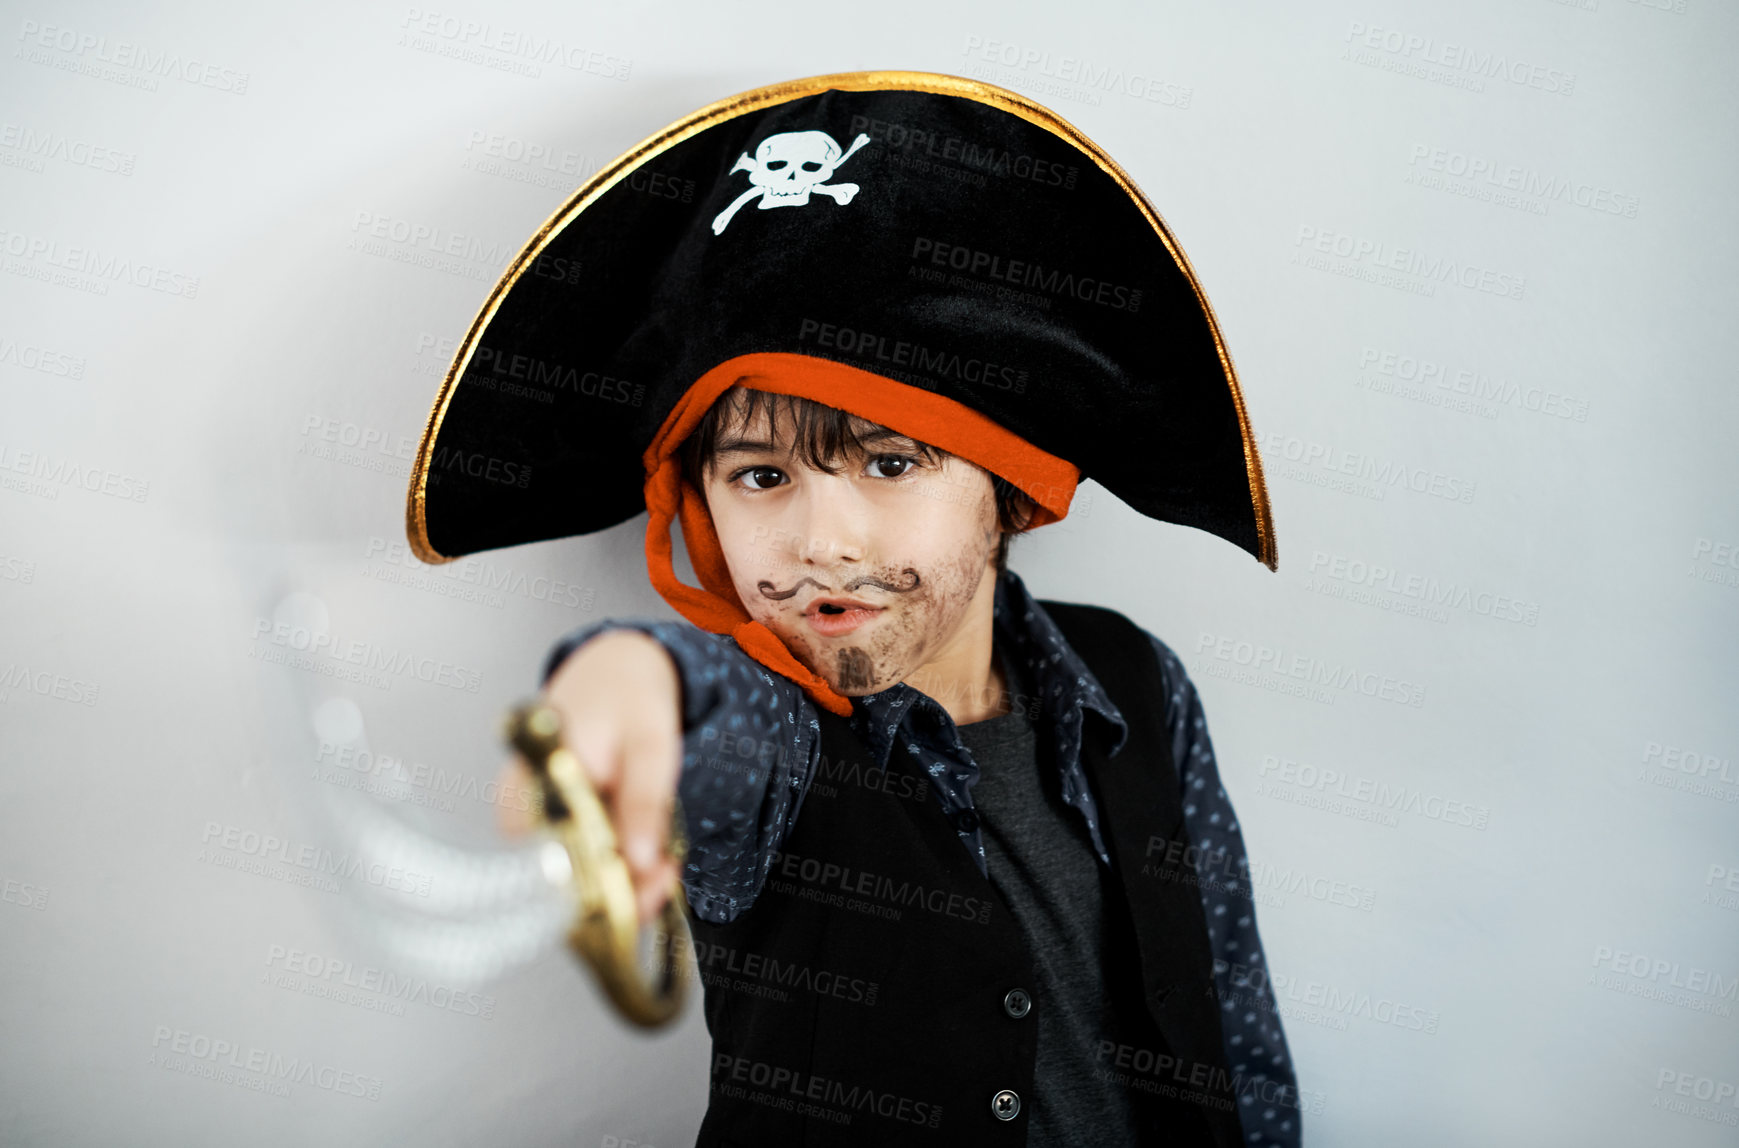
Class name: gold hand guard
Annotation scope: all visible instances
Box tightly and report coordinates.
[505,702,691,1028]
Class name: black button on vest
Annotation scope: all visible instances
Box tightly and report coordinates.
[684,601,1243,1147]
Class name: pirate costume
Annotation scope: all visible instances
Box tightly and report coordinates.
[407,72,1299,1148]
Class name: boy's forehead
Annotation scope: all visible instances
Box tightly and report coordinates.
[712,396,915,452]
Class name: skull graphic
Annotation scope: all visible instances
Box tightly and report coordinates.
[711,129,872,235]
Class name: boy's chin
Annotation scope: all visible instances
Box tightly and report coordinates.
[758,618,912,696]
[791,649,908,697]
[825,678,894,698]
[811,664,905,697]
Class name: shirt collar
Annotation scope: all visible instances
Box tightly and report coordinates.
[849,567,1129,765]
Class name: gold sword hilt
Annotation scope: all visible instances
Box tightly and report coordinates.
[504,701,691,1028]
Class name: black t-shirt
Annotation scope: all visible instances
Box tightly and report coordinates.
[956,640,1176,1147]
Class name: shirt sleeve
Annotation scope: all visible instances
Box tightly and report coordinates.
[1150,633,1304,1148]
[542,619,821,925]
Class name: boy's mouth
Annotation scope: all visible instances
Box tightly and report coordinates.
[803,596,884,637]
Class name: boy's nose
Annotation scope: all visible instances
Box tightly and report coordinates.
[789,478,869,567]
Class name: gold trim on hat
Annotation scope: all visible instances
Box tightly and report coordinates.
[406,70,1277,571]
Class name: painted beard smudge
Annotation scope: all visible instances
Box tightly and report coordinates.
[836,646,875,690]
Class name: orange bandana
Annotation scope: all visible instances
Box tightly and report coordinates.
[641,352,1080,716]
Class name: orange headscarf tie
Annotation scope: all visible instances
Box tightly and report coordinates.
[641,352,1080,716]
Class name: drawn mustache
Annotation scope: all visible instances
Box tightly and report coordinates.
[757,569,922,600]
[756,576,824,602]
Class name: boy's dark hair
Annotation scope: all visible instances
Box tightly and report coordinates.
[679,387,1037,573]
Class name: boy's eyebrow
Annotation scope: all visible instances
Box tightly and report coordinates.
[854,428,920,448]
[711,436,785,457]
[710,428,922,458]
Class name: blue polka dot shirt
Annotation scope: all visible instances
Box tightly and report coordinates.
[544,568,1301,1147]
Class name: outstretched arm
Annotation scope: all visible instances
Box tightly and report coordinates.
[1151,633,1304,1148]
[540,619,821,925]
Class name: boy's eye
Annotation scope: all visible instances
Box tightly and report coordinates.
[867,455,917,479]
[736,466,786,491]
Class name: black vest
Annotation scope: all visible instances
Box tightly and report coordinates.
[684,601,1242,1147]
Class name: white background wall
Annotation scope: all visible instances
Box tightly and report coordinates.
[2,1,1735,1144]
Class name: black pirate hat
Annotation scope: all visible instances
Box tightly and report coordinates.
[404,71,1276,711]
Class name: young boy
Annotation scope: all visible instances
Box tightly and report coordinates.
[408,73,1299,1147]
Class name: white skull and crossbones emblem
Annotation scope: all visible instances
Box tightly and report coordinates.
[710,130,872,235]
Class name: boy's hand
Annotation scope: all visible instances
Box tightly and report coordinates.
[496,629,685,926]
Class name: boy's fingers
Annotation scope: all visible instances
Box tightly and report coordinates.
[502,741,678,926]
[614,726,682,881]
[531,629,685,928]
[560,713,624,794]
[636,855,680,926]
